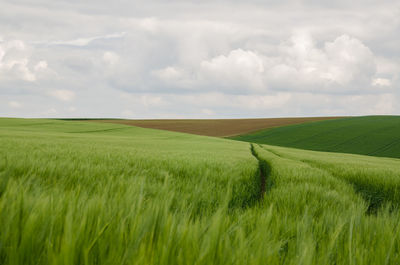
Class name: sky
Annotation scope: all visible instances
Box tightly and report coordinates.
[0,0,399,118]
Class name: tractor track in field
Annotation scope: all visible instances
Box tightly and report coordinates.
[298,159,389,214]
[250,144,271,199]
[259,145,391,214]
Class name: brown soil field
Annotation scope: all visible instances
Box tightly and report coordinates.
[91,117,345,137]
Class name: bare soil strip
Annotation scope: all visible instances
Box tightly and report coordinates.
[90,117,344,137]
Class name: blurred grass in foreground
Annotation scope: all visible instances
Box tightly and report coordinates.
[1,118,400,264]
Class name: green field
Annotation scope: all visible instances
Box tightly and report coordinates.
[1,118,400,264]
[231,116,400,158]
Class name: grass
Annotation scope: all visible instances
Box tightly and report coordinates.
[231,115,400,158]
[252,144,400,263]
[262,145,400,212]
[90,116,342,137]
[1,118,400,264]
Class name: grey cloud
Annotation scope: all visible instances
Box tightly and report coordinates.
[0,0,399,118]
[32,32,126,47]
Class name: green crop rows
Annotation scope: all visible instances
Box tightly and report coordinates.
[1,118,400,264]
[231,116,400,159]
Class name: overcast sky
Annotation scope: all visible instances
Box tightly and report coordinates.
[1,0,399,118]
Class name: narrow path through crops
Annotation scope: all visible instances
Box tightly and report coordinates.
[298,159,389,214]
[250,144,271,199]
[259,145,392,214]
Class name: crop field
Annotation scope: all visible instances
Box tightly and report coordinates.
[232,116,400,158]
[90,116,342,137]
[1,118,400,264]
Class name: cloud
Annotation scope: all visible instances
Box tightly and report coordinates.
[265,34,378,93]
[201,108,215,115]
[42,108,58,116]
[0,41,36,82]
[153,34,386,94]
[68,106,76,112]
[8,101,22,108]
[34,61,48,71]
[0,40,52,82]
[372,78,392,87]
[49,89,75,101]
[155,49,266,93]
[103,51,120,66]
[121,109,135,118]
[0,0,399,118]
[33,32,127,47]
[322,35,375,85]
[199,49,265,91]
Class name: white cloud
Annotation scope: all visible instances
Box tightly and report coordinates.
[153,34,381,94]
[0,0,399,118]
[5,40,26,51]
[121,109,135,118]
[372,78,392,87]
[8,59,36,81]
[154,66,183,81]
[323,35,375,85]
[0,40,52,82]
[368,93,396,114]
[106,91,398,119]
[154,49,267,93]
[265,34,378,92]
[103,51,119,65]
[34,32,127,47]
[0,41,35,81]
[152,66,193,89]
[49,89,75,101]
[8,101,22,108]
[0,47,4,62]
[138,17,160,32]
[201,108,215,115]
[199,49,265,91]
[34,61,48,71]
[41,108,58,116]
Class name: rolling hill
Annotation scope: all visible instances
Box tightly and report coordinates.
[232,115,400,158]
[2,118,400,264]
[88,116,342,137]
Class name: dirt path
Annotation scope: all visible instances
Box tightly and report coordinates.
[250,144,270,199]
